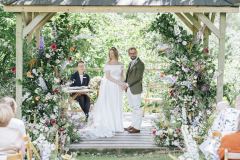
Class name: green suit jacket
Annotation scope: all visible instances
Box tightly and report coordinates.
[125,58,145,95]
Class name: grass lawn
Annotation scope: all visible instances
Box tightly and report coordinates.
[76,151,180,160]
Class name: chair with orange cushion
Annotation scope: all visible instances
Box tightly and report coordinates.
[224,148,240,160]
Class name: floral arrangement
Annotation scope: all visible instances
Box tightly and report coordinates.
[89,76,102,90]
[149,13,216,147]
[21,13,93,158]
[89,76,102,101]
[153,119,183,147]
[178,125,200,160]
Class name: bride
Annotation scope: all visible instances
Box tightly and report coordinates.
[80,47,125,138]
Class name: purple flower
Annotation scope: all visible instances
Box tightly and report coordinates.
[39,35,45,56]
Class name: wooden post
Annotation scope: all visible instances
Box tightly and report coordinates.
[16,13,24,118]
[192,13,200,37]
[203,13,210,48]
[217,13,226,102]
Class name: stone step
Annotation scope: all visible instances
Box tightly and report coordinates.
[70,113,159,151]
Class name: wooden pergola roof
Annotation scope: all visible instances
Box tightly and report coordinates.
[2,0,239,6]
[2,0,240,12]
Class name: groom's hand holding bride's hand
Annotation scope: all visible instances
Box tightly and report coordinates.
[123,83,128,92]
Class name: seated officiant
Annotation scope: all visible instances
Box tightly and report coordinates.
[70,60,90,121]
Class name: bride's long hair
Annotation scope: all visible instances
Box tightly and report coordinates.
[108,47,119,61]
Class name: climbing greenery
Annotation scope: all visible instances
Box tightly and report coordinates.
[149,13,216,147]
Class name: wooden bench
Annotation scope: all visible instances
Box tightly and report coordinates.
[143,83,165,116]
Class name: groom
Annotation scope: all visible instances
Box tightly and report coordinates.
[124,47,145,133]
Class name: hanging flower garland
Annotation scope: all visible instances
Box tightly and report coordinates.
[149,13,216,147]
[21,13,93,156]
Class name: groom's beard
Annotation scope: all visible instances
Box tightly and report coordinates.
[130,56,137,60]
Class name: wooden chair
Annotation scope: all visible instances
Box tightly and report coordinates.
[68,90,94,113]
[143,83,164,116]
[23,135,41,160]
[6,153,22,160]
[224,149,240,160]
[168,154,178,160]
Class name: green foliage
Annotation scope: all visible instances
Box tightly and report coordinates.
[0,6,16,97]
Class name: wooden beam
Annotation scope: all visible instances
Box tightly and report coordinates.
[217,13,226,102]
[23,13,48,38]
[26,13,55,43]
[16,13,24,118]
[211,13,216,22]
[24,12,32,26]
[203,13,210,48]
[3,6,239,13]
[196,13,220,39]
[206,13,216,35]
[34,13,55,31]
[184,13,201,30]
[193,13,201,37]
[175,13,194,32]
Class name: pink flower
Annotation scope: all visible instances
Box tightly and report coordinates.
[59,128,65,132]
[51,43,57,51]
[175,128,181,134]
[50,119,56,125]
[203,48,209,54]
[152,128,157,135]
[68,57,72,62]
[11,67,16,74]
[53,88,60,94]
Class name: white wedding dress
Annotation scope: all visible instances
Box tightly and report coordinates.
[80,64,124,138]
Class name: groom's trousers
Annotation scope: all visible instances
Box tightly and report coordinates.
[127,88,143,130]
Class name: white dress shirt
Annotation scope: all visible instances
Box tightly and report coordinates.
[79,74,83,84]
[130,57,138,69]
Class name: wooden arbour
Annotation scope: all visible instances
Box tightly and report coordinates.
[2,0,240,117]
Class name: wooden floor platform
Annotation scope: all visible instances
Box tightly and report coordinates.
[69,113,162,150]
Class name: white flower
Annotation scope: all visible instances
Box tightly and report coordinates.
[54,78,61,83]
[182,41,187,45]
[174,25,181,35]
[32,68,38,76]
[206,110,211,115]
[45,54,51,58]
[168,128,174,135]
[56,59,61,64]
[177,38,182,43]
[173,140,179,146]
[45,93,51,101]
[50,114,56,119]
